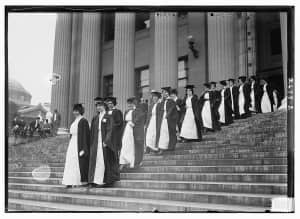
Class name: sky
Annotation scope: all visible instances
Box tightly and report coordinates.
[8,13,57,105]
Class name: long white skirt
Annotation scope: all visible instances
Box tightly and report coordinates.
[62,135,82,185]
[120,123,135,168]
[92,133,105,185]
[158,111,169,150]
[261,92,272,113]
[180,108,198,139]
[146,115,158,151]
[201,101,212,129]
[218,99,225,123]
[239,93,246,115]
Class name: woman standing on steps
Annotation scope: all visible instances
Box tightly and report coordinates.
[179,85,202,142]
[62,104,90,188]
[218,80,233,126]
[260,78,274,113]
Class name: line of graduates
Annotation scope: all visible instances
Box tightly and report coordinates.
[61,75,279,188]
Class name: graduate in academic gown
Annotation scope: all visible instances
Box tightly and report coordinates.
[210,82,221,130]
[179,85,202,142]
[120,97,146,169]
[157,87,178,153]
[62,104,90,188]
[249,76,262,114]
[170,89,185,133]
[89,98,118,188]
[260,78,274,113]
[145,90,161,152]
[199,83,220,132]
[218,80,233,125]
[237,76,251,118]
[227,78,239,119]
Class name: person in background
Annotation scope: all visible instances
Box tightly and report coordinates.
[218,80,233,125]
[260,78,274,113]
[237,76,251,119]
[52,109,61,136]
[199,83,214,132]
[273,89,280,111]
[140,98,149,124]
[43,119,52,137]
[157,87,178,153]
[209,82,221,131]
[227,78,239,119]
[249,76,262,114]
[145,90,161,153]
[62,104,90,188]
[170,89,184,139]
[180,85,202,142]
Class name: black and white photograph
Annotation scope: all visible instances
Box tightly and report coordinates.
[4,4,295,213]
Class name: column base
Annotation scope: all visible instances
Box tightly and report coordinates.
[271,197,294,212]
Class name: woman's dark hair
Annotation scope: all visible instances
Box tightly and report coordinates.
[73,104,85,115]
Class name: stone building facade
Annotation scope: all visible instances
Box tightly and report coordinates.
[51,11,288,129]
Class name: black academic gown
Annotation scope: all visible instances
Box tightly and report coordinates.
[156,98,178,150]
[219,88,233,125]
[199,91,220,131]
[250,82,263,113]
[89,113,119,184]
[229,86,239,119]
[108,108,123,152]
[180,95,202,140]
[77,118,90,183]
[175,98,185,131]
[124,107,146,166]
[211,90,221,130]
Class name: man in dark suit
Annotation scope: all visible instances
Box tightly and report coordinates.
[170,88,184,135]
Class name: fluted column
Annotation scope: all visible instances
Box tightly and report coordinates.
[68,13,83,125]
[79,13,102,122]
[246,12,257,76]
[51,13,72,129]
[113,13,135,111]
[237,12,248,77]
[153,12,178,90]
[280,12,288,96]
[207,12,237,81]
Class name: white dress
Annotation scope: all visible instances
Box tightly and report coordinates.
[218,89,225,123]
[120,110,135,168]
[250,82,256,112]
[180,96,198,139]
[62,116,83,186]
[238,84,246,115]
[201,92,212,129]
[158,99,170,150]
[91,112,106,185]
[146,103,158,151]
[261,84,272,113]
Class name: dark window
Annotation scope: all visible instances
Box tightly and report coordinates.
[103,75,113,97]
[135,66,150,99]
[270,27,282,55]
[135,13,150,31]
[104,13,115,42]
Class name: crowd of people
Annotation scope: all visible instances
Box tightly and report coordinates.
[62,75,281,188]
[11,109,62,142]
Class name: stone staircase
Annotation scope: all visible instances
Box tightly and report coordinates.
[7,110,288,212]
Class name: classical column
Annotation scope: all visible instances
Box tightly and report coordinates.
[280,12,288,96]
[51,13,72,129]
[207,12,237,81]
[237,12,248,77]
[153,12,178,90]
[79,13,102,122]
[67,13,83,126]
[246,12,257,76]
[113,13,135,111]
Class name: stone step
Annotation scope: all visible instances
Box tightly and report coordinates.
[12,164,288,174]
[8,198,122,211]
[8,189,277,210]
[9,178,287,195]
[8,171,287,183]
[15,157,288,168]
